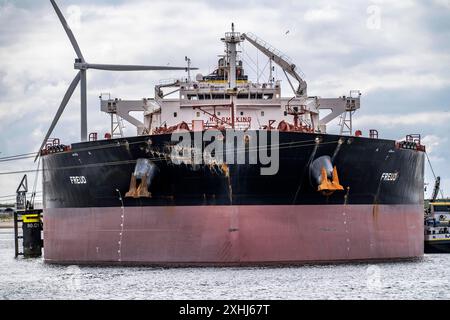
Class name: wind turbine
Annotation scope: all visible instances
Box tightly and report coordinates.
[37,0,195,159]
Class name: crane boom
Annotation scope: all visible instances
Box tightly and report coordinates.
[242,32,307,96]
[431,176,441,201]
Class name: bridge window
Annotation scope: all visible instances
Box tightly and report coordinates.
[174,112,177,118]
[261,111,265,117]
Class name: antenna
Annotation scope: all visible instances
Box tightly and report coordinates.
[222,23,242,89]
[185,56,192,83]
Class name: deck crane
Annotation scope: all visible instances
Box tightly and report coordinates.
[242,32,308,97]
[242,32,361,134]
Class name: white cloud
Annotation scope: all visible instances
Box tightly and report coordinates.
[67,5,82,30]
[422,134,448,159]
[354,111,450,127]
[434,0,450,9]
[422,134,442,151]
[304,6,340,22]
[439,178,450,199]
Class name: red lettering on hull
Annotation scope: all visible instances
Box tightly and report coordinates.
[209,117,252,123]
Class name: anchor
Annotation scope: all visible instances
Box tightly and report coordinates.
[309,155,344,196]
[125,159,157,198]
[317,165,344,195]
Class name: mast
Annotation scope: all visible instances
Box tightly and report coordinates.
[185,56,192,84]
[269,59,273,84]
[221,23,244,129]
[222,23,243,89]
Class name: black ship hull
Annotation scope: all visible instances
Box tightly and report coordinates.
[43,131,424,208]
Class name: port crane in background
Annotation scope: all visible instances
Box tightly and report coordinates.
[425,150,444,202]
[431,176,441,202]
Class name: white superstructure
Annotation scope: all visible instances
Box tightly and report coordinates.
[100,25,361,137]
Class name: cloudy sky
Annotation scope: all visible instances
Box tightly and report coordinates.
[0,0,449,203]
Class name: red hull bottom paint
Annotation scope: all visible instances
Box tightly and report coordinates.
[43,205,424,266]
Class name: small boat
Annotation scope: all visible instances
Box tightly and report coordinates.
[424,201,450,253]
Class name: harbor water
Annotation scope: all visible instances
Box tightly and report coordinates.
[0,228,448,300]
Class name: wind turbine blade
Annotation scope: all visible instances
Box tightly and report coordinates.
[86,63,198,71]
[50,0,85,62]
[35,72,81,162]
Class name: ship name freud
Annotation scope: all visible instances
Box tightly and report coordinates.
[69,176,87,184]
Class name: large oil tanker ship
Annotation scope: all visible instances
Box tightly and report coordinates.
[39,1,425,265]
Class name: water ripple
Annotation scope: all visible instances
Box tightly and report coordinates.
[0,229,448,300]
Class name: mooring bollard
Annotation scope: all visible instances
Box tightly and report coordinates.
[21,211,43,258]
